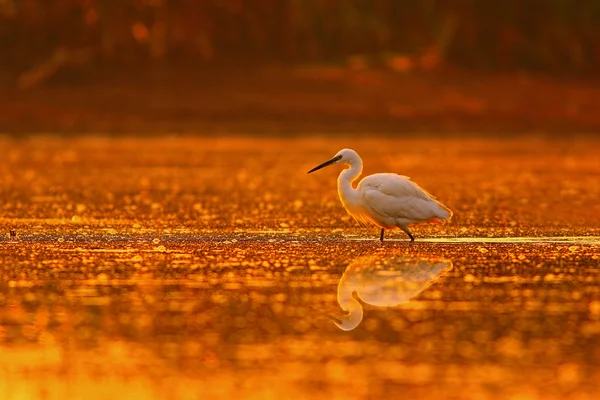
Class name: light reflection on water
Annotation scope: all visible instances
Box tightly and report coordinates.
[349,236,600,244]
[1,136,600,399]
[1,235,599,400]
[328,254,452,331]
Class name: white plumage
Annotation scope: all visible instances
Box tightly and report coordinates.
[327,254,452,331]
[308,148,452,241]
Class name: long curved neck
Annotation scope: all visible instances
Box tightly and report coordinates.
[337,160,363,206]
[332,289,364,331]
[338,285,360,312]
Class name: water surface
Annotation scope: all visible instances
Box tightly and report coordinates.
[1,136,599,399]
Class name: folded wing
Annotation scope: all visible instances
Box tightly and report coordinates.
[359,174,452,223]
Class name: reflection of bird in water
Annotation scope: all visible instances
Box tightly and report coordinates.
[308,148,452,242]
[328,254,452,331]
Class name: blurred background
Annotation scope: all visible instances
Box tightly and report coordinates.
[2,0,600,135]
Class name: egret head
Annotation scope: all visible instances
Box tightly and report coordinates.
[324,288,365,331]
[325,305,364,331]
[307,148,360,174]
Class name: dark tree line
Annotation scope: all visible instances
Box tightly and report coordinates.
[2,0,600,76]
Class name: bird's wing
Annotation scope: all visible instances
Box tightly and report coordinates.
[362,188,439,221]
[360,173,435,201]
[359,174,449,221]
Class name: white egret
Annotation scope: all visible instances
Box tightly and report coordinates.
[328,254,452,331]
[308,148,452,241]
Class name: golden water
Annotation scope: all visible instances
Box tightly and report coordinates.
[1,135,599,399]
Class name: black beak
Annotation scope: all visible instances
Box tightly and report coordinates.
[307,155,342,174]
[325,314,344,325]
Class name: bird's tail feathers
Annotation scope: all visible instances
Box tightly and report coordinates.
[434,201,453,221]
[427,217,445,224]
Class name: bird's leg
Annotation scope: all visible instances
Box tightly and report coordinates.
[400,226,415,242]
[379,229,384,242]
